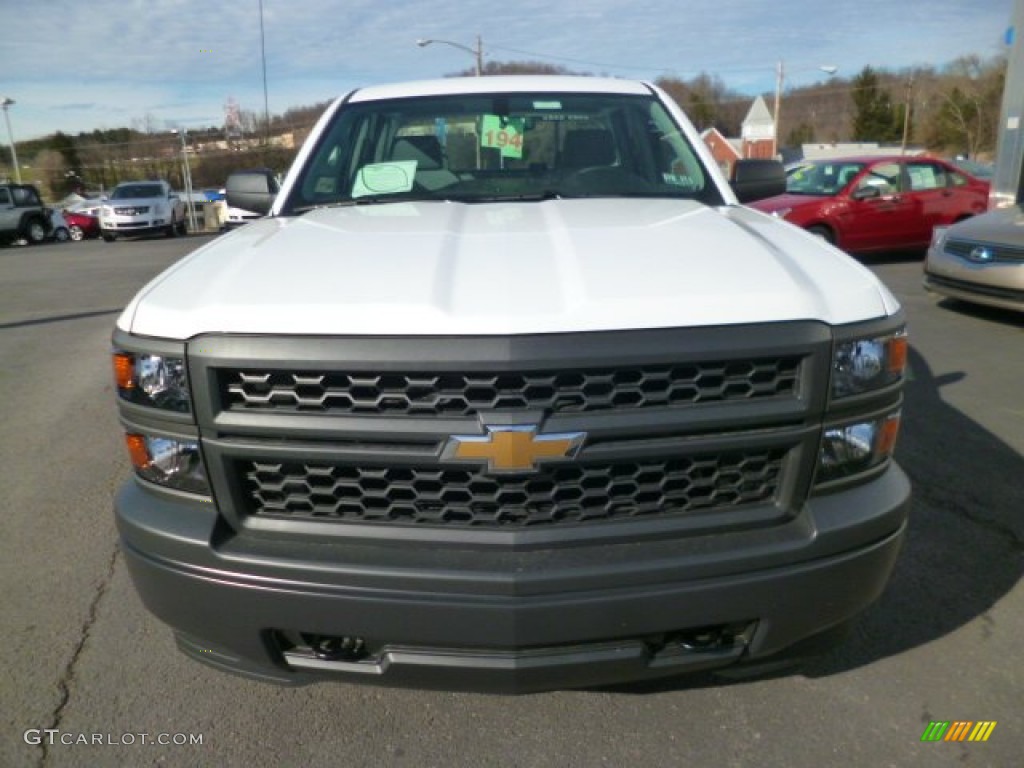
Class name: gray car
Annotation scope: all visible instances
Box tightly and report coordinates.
[924,205,1024,313]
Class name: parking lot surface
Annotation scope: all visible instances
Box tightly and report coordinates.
[1,236,1021,767]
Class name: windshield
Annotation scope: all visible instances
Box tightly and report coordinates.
[284,91,719,212]
[111,184,165,200]
[785,161,866,196]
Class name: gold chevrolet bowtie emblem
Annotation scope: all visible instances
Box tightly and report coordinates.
[442,425,586,474]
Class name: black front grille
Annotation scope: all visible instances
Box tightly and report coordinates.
[241,449,787,528]
[945,239,1024,263]
[223,357,802,416]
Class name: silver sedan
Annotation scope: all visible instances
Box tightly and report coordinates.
[924,205,1024,312]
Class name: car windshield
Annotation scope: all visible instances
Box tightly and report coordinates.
[784,161,866,196]
[284,90,718,212]
[951,158,994,179]
[111,184,164,199]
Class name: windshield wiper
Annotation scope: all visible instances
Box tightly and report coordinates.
[291,194,428,214]
[465,190,564,203]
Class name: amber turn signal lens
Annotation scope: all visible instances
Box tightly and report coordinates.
[113,352,135,390]
[888,335,908,376]
[125,433,151,469]
[875,413,901,458]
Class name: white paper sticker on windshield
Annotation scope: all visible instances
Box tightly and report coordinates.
[533,101,562,110]
[351,161,417,198]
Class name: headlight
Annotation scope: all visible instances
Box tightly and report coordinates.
[125,434,209,495]
[930,225,949,249]
[102,206,112,216]
[113,351,191,413]
[771,208,793,219]
[832,330,907,399]
[817,411,900,485]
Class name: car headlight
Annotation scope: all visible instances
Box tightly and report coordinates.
[125,434,209,495]
[102,206,113,216]
[817,411,901,485]
[831,330,907,399]
[930,225,949,250]
[113,351,191,413]
[771,208,793,219]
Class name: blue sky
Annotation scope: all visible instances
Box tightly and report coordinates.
[0,0,1015,141]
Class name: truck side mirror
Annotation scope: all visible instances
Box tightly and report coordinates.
[226,170,277,215]
[730,159,786,203]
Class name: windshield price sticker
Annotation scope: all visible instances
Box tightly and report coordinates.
[480,115,524,159]
[351,161,417,198]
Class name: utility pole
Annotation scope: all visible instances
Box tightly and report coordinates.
[771,61,784,160]
[901,75,914,154]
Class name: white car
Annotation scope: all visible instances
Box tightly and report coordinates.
[100,180,185,240]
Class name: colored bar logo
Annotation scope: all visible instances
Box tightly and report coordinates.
[921,721,997,742]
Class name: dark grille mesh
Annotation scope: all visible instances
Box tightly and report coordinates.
[223,358,801,416]
[241,449,786,528]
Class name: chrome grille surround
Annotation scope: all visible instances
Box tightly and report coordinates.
[945,238,1024,263]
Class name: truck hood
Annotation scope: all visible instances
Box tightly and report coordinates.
[118,199,897,338]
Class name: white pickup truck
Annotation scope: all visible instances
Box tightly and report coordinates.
[112,76,909,692]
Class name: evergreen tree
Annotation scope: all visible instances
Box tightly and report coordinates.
[851,66,902,141]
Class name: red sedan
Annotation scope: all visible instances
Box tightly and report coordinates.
[63,210,101,241]
[748,156,989,253]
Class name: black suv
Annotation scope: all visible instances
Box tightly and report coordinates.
[0,184,51,246]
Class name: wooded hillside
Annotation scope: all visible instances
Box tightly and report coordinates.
[0,55,1005,201]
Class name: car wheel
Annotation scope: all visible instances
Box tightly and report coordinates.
[53,227,71,242]
[26,218,48,244]
[69,225,85,241]
[806,225,835,245]
[176,218,187,236]
[102,233,117,242]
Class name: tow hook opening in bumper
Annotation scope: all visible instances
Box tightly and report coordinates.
[274,621,757,678]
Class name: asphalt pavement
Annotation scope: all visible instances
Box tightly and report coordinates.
[1,236,1020,767]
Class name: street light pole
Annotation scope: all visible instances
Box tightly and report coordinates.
[259,0,271,144]
[173,129,199,232]
[1,97,22,184]
[772,62,838,159]
[416,35,484,76]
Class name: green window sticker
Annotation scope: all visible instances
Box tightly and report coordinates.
[351,161,417,198]
[480,115,524,159]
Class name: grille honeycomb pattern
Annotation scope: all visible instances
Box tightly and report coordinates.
[242,450,786,528]
[224,358,801,416]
